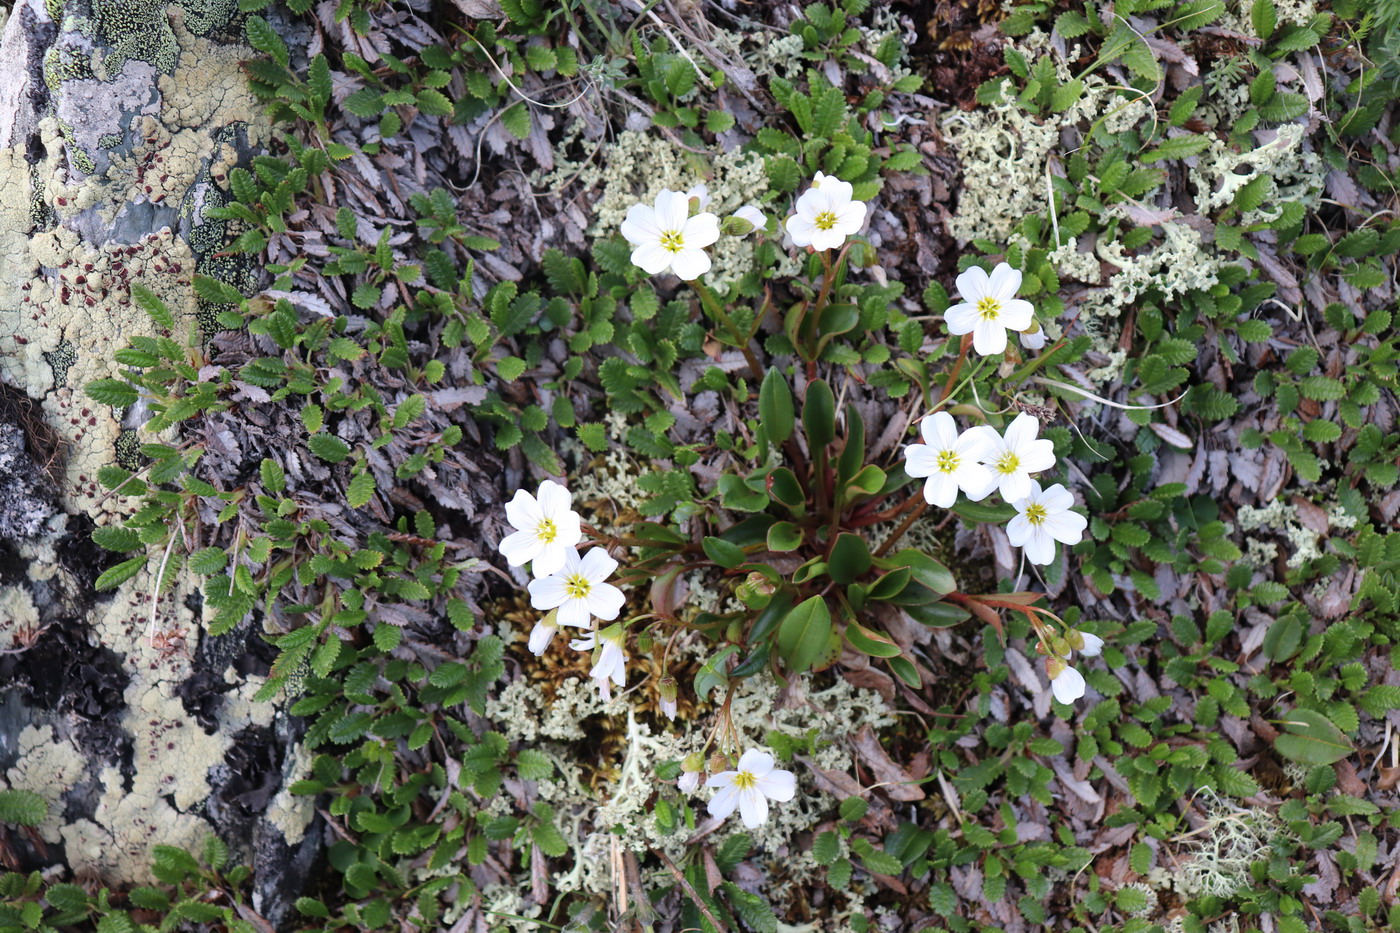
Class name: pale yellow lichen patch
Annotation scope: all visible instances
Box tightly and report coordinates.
[0,144,41,314]
[0,586,41,650]
[36,564,285,882]
[60,765,210,883]
[2,220,197,518]
[265,742,316,846]
[3,725,86,844]
[538,127,794,290]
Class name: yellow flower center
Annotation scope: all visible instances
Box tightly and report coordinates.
[976,296,1003,321]
[563,573,592,600]
[813,210,839,231]
[1024,503,1048,526]
[993,452,1021,475]
[731,770,757,791]
[536,518,558,543]
[659,230,685,253]
[935,450,960,474]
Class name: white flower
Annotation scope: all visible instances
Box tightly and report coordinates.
[902,411,998,507]
[729,204,766,237]
[786,175,867,251]
[1019,324,1047,350]
[1048,657,1087,704]
[679,770,701,794]
[498,479,582,577]
[621,189,721,280]
[706,749,797,828]
[527,616,557,656]
[1006,480,1087,566]
[571,628,628,701]
[1075,631,1104,657]
[944,263,1035,356]
[528,547,626,628]
[967,413,1056,503]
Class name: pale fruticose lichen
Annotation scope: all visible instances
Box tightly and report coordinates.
[486,662,894,902]
[1234,500,1322,569]
[939,28,1335,381]
[1149,789,1285,899]
[538,127,791,291]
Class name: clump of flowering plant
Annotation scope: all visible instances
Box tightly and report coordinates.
[495,169,1112,840]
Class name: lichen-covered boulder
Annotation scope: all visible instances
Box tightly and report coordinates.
[0,2,314,925]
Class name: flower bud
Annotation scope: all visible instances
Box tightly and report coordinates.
[1065,629,1085,652]
[679,770,701,794]
[1049,635,1072,659]
[735,572,775,609]
[709,751,730,774]
[682,752,705,773]
[723,204,766,238]
[658,676,678,721]
[685,183,710,216]
[721,214,756,237]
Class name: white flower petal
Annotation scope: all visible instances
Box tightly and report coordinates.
[988,262,1022,300]
[738,787,769,828]
[579,547,618,583]
[528,575,568,610]
[556,597,592,628]
[923,473,958,508]
[736,749,774,777]
[585,582,626,621]
[631,241,673,275]
[1005,513,1032,547]
[1019,439,1058,474]
[972,319,1008,356]
[536,479,571,518]
[999,471,1032,503]
[956,464,998,501]
[619,203,661,246]
[1078,632,1105,657]
[903,444,939,478]
[1039,483,1075,512]
[655,189,689,231]
[1000,298,1035,331]
[498,529,541,567]
[1023,528,1057,565]
[785,214,816,247]
[954,266,990,302]
[668,247,712,281]
[756,768,797,802]
[1044,510,1087,546]
[1004,413,1041,452]
[707,783,740,820]
[683,212,721,249]
[926,411,958,448]
[944,303,977,336]
[1051,665,1087,704]
[527,621,555,656]
[530,541,570,578]
[504,488,543,531]
[705,771,736,789]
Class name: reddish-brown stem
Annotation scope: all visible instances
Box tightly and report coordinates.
[940,333,974,403]
[873,498,929,557]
